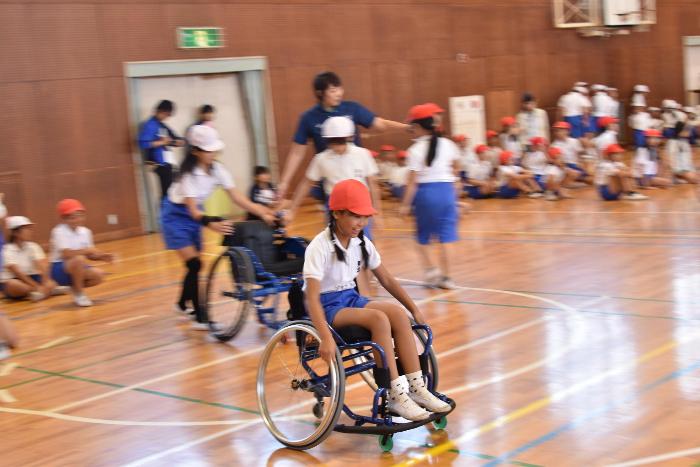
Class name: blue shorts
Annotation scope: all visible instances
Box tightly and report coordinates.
[467,185,491,199]
[598,185,620,201]
[390,184,405,200]
[534,174,546,190]
[309,183,325,202]
[51,262,94,286]
[413,182,459,245]
[564,115,584,138]
[160,198,203,251]
[566,163,586,180]
[320,288,370,325]
[633,129,646,148]
[498,185,520,199]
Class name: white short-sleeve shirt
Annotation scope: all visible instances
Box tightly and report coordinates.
[595,160,623,186]
[558,92,587,117]
[467,160,493,182]
[306,144,379,195]
[303,228,381,294]
[594,131,618,154]
[629,112,652,131]
[633,148,659,177]
[2,242,46,281]
[168,162,235,205]
[49,224,94,263]
[497,165,523,186]
[389,166,410,186]
[406,136,459,183]
[552,137,583,165]
[522,151,547,175]
[544,164,565,183]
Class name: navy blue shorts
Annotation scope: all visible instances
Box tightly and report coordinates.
[1,274,42,295]
[390,184,405,200]
[565,115,584,138]
[320,288,370,325]
[413,182,458,245]
[633,129,646,148]
[498,185,520,199]
[160,198,203,251]
[598,185,620,201]
[467,185,491,199]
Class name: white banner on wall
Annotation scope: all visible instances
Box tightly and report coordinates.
[449,95,486,146]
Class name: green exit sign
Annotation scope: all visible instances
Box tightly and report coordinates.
[177,27,224,49]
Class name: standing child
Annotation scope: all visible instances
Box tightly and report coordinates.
[497,151,543,199]
[49,199,113,307]
[629,103,652,148]
[161,125,275,329]
[304,179,452,421]
[399,103,460,289]
[673,107,699,184]
[633,129,671,189]
[595,144,649,201]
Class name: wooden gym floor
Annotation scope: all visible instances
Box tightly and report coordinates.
[2,184,700,467]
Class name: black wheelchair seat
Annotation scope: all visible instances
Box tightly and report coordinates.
[224,221,304,277]
[336,325,372,344]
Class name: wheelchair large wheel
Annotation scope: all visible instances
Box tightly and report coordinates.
[352,321,439,392]
[205,248,255,342]
[257,322,345,450]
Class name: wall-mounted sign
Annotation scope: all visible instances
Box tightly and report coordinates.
[177,27,224,49]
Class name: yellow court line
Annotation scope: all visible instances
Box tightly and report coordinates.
[393,338,686,467]
[37,336,73,350]
[383,228,700,240]
[107,315,151,326]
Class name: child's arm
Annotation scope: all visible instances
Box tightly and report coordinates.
[285,177,313,225]
[304,278,337,363]
[372,264,426,325]
[226,188,276,225]
[399,171,418,216]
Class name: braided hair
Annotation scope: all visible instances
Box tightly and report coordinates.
[328,212,370,269]
[412,116,439,167]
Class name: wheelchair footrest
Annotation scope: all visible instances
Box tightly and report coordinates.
[334,398,456,435]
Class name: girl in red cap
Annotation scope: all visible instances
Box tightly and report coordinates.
[400,103,460,289]
[551,121,593,185]
[498,116,523,163]
[632,130,671,188]
[594,145,648,201]
[497,151,542,199]
[465,145,497,199]
[304,179,451,421]
[49,199,114,307]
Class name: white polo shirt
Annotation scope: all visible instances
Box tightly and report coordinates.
[458,147,478,172]
[592,92,613,117]
[522,151,547,175]
[2,242,46,281]
[552,137,583,165]
[168,162,235,205]
[49,224,94,263]
[594,131,618,154]
[629,112,652,131]
[389,166,410,186]
[595,161,625,186]
[631,93,647,107]
[406,136,459,183]
[467,160,493,182]
[306,143,379,195]
[544,164,565,183]
[497,165,523,186]
[558,92,589,117]
[303,228,381,294]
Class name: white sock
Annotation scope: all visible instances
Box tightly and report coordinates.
[390,375,408,396]
[406,370,425,391]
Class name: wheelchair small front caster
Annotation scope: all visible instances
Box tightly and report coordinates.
[312,401,324,419]
[379,434,393,452]
[433,416,447,430]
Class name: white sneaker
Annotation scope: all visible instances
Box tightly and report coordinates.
[437,277,457,290]
[528,192,544,199]
[545,191,559,201]
[409,385,451,413]
[0,344,10,360]
[424,268,441,288]
[388,388,430,422]
[73,294,93,307]
[622,192,649,200]
[29,291,45,302]
[51,286,71,296]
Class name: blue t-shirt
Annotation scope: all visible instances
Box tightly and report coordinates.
[138,117,181,165]
[293,101,376,153]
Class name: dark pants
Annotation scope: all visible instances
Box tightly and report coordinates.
[154,163,173,199]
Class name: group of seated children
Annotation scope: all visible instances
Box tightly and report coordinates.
[1,198,113,306]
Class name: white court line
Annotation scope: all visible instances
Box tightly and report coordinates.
[0,362,18,376]
[108,315,151,326]
[37,336,73,350]
[0,389,17,403]
[607,446,700,467]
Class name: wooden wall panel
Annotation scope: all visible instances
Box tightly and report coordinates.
[1,1,699,242]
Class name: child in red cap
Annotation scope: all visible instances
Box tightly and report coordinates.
[595,145,648,201]
[388,150,410,199]
[303,179,452,422]
[632,130,671,189]
[49,199,114,307]
[465,145,497,199]
[497,152,542,198]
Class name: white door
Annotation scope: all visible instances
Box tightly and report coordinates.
[684,41,700,106]
[134,73,255,229]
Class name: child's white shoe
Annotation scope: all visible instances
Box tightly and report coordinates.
[424,268,441,288]
[406,371,451,413]
[74,294,93,307]
[388,376,430,421]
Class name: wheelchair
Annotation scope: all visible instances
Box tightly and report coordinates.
[256,283,456,451]
[204,220,307,342]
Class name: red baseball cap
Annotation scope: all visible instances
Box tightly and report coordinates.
[598,116,619,128]
[380,144,395,151]
[644,129,662,138]
[453,134,467,142]
[548,146,562,158]
[57,198,85,216]
[370,150,379,158]
[406,103,444,122]
[486,130,498,138]
[475,144,489,154]
[552,121,571,130]
[605,144,625,155]
[396,150,408,159]
[499,151,513,164]
[500,116,516,126]
[328,179,377,216]
[530,136,546,146]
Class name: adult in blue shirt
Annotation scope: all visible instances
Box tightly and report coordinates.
[138,100,185,199]
[277,72,409,200]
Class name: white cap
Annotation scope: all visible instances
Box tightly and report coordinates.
[574,81,588,87]
[592,84,606,92]
[187,125,225,152]
[647,107,660,112]
[321,116,355,138]
[630,102,646,107]
[573,86,588,94]
[661,99,675,108]
[6,216,33,230]
[634,84,650,93]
